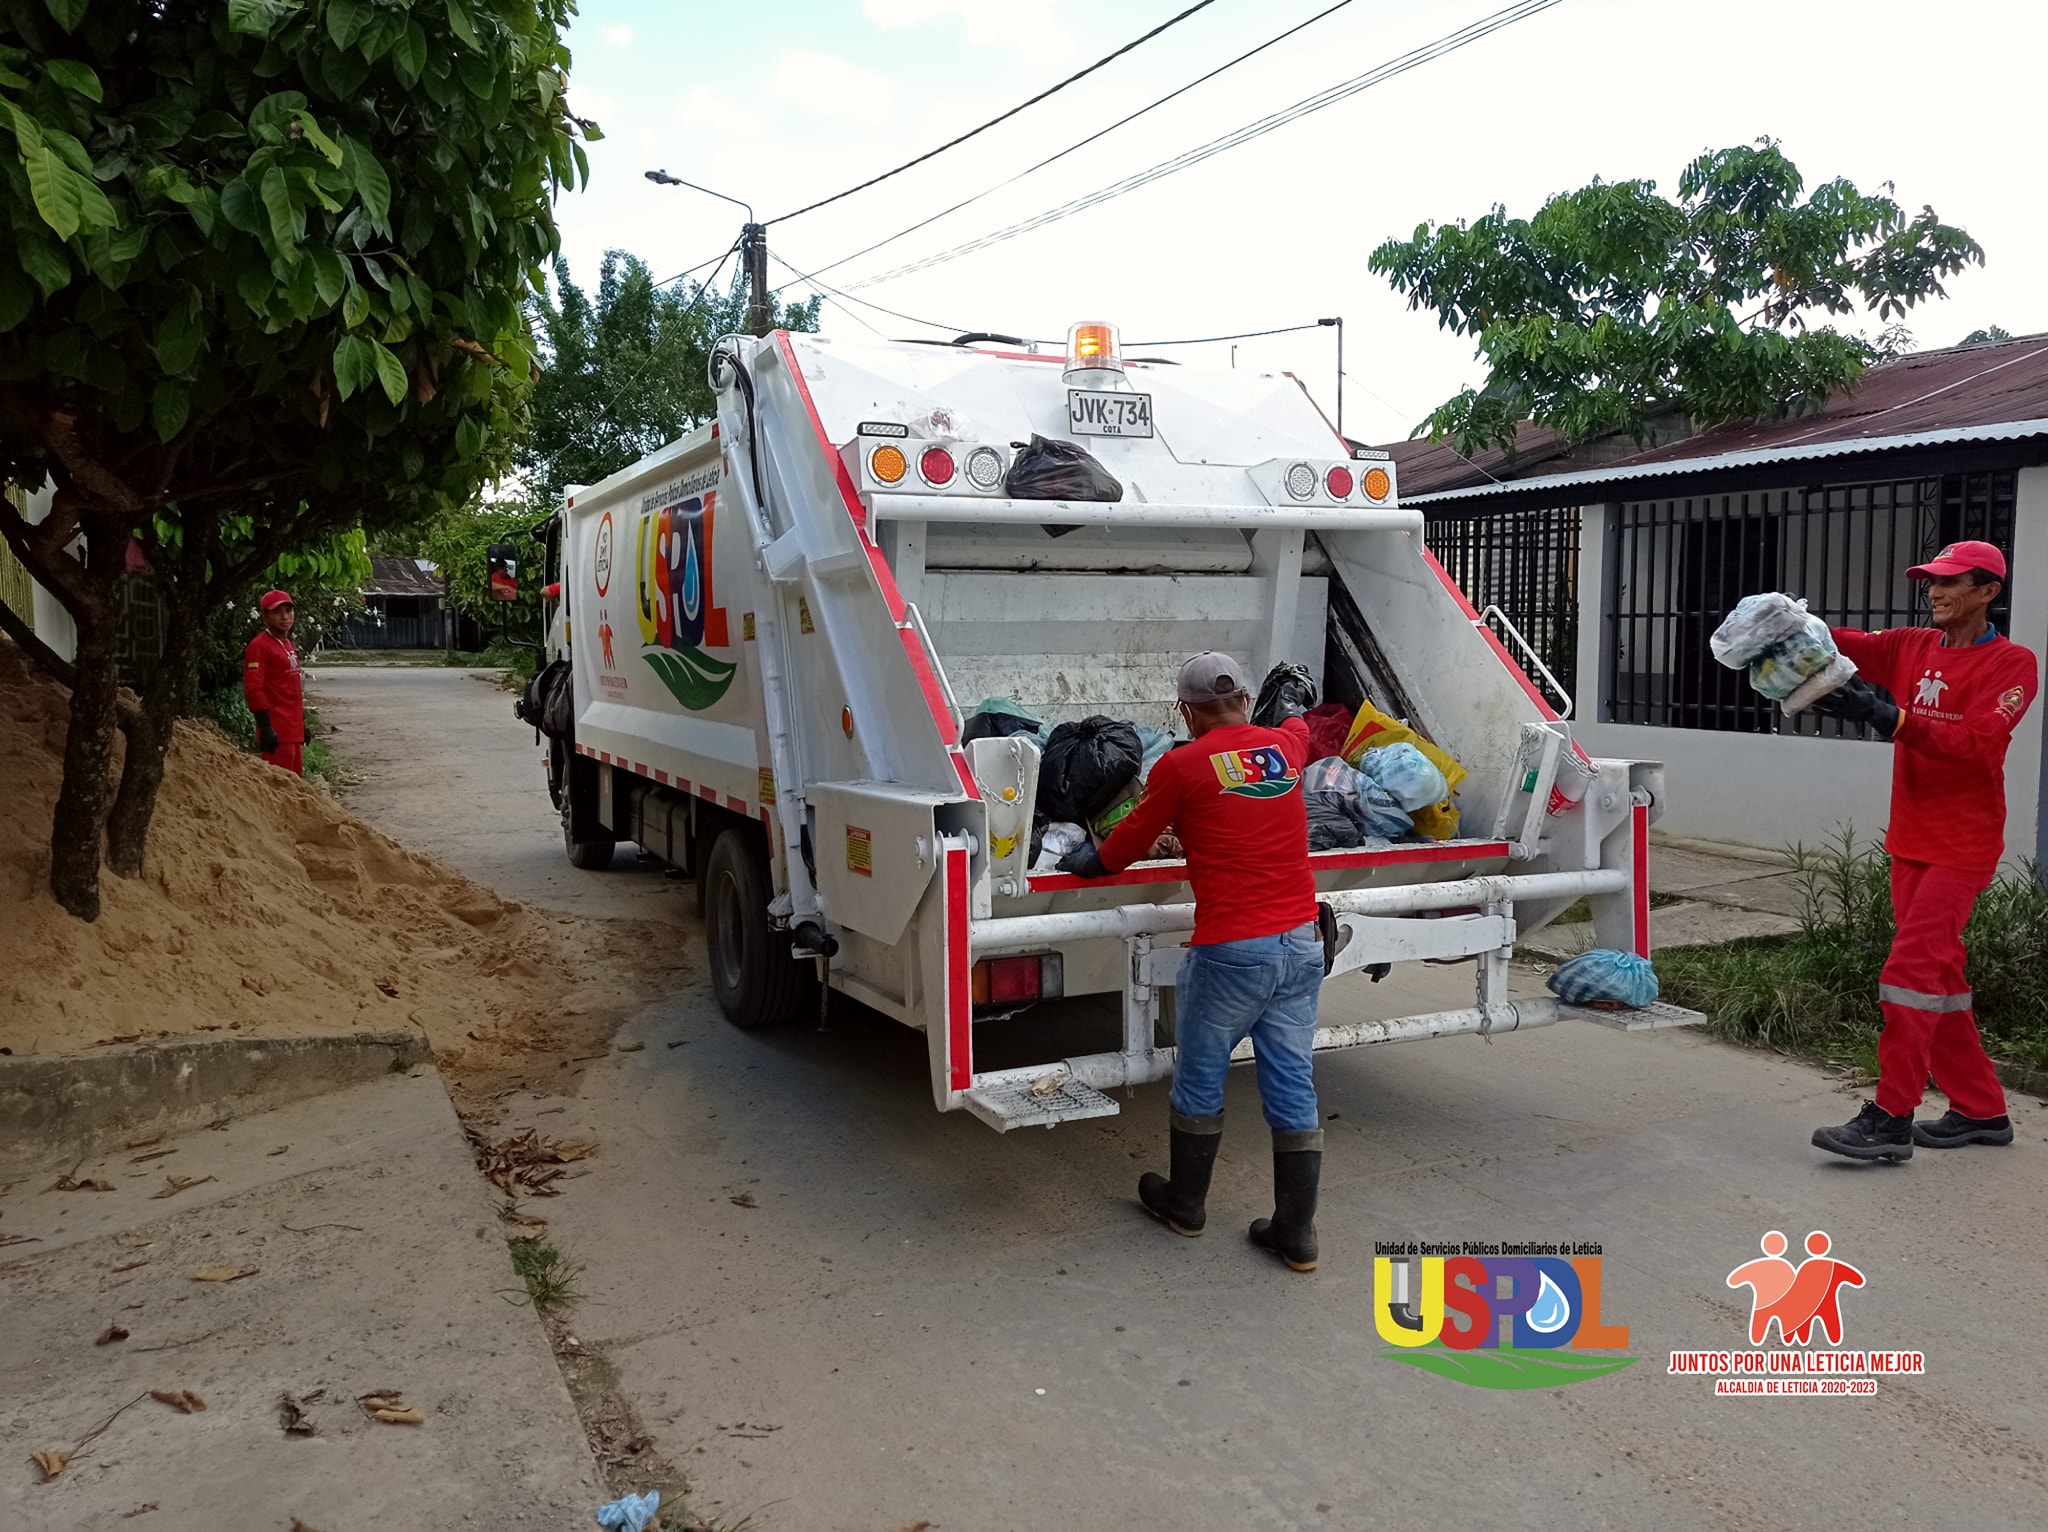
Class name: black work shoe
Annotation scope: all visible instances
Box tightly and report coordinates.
[1912,1109,2014,1148]
[1249,1130,1323,1271]
[1811,1100,1913,1162]
[1138,1113,1223,1236]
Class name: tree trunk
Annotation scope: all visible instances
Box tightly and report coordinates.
[49,603,122,921]
[104,590,196,878]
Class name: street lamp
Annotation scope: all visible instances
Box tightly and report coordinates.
[645,171,769,338]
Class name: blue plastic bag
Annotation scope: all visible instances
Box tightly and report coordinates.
[596,1490,660,1532]
[1303,757,1409,843]
[1547,949,1659,1008]
[1356,741,1449,813]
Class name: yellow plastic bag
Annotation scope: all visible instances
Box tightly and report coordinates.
[1341,702,1466,840]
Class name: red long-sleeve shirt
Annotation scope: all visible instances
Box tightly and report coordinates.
[1096,716,1317,945]
[242,629,305,744]
[1830,625,2038,873]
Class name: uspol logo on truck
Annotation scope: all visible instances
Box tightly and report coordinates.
[1373,1241,1634,1390]
[631,468,736,711]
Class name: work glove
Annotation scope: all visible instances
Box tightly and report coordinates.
[1055,843,1108,879]
[254,710,281,754]
[1807,677,1901,738]
[1253,662,1317,727]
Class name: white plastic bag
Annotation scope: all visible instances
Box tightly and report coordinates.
[1031,821,1090,873]
[1710,593,1813,667]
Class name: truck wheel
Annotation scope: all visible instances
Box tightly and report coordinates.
[704,826,817,1029]
[562,791,617,870]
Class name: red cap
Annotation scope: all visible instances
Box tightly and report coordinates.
[259,589,295,611]
[1907,540,2006,580]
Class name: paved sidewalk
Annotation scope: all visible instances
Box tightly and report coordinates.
[0,1071,601,1530]
[1526,837,1807,958]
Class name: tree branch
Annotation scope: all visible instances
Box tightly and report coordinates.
[0,602,141,730]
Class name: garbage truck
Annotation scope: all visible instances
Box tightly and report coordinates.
[528,322,1699,1131]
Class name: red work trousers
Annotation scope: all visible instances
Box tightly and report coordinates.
[261,741,304,777]
[1874,858,2006,1121]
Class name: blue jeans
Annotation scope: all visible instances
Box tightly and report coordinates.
[1170,923,1324,1132]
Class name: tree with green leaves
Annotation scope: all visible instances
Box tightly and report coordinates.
[0,0,593,918]
[1370,140,1984,456]
[517,250,819,509]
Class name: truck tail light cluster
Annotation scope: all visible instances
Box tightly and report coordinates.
[970,952,1064,1010]
[854,423,1009,497]
[1259,453,1397,506]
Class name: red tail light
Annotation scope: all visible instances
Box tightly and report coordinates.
[1325,466,1354,499]
[970,952,1064,1008]
[919,447,956,486]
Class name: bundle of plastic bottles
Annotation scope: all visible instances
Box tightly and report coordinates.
[1709,593,1856,715]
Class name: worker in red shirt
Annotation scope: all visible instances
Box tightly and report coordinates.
[243,589,306,776]
[1807,541,2037,1161]
[1058,653,1326,1271]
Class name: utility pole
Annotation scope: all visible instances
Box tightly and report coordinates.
[742,222,772,338]
[1319,317,1344,441]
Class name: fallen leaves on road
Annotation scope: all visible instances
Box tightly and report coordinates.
[894,1522,934,1532]
[279,1390,322,1435]
[125,1134,163,1150]
[150,1389,207,1414]
[31,1447,71,1480]
[0,1232,42,1247]
[728,1192,758,1209]
[192,1265,258,1283]
[497,1202,549,1240]
[358,1390,424,1425]
[267,1145,290,1157]
[290,1520,326,1532]
[375,978,400,997]
[95,1324,130,1345]
[110,1257,150,1273]
[471,1128,599,1197]
[52,1173,116,1192]
[150,1175,215,1199]
[205,1116,232,1131]
[118,1503,158,1518]
[129,1148,177,1163]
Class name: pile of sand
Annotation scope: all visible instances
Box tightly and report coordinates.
[0,637,683,1105]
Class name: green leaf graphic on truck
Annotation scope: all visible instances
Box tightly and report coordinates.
[634,477,735,711]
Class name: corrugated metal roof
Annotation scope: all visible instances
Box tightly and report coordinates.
[361,556,445,597]
[1371,422,1573,499]
[1394,333,2048,507]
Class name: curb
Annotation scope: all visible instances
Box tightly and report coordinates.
[1994,1059,2048,1102]
[0,1031,431,1169]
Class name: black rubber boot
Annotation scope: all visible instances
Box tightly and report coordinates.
[1138,1111,1222,1236]
[1249,1129,1323,1272]
[1811,1100,1913,1162]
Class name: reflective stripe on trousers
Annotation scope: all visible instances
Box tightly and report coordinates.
[1876,984,1973,1013]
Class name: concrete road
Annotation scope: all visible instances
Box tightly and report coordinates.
[0,1071,602,1531]
[312,666,2048,1532]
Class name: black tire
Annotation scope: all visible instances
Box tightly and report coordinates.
[562,790,617,870]
[704,826,817,1029]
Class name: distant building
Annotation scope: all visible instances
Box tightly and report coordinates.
[1385,334,2048,868]
[340,556,455,650]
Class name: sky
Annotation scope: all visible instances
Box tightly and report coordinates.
[550,0,2044,446]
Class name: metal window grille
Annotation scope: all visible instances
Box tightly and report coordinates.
[1424,505,1580,701]
[1605,471,2016,734]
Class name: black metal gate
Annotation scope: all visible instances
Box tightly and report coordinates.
[1424,505,1581,708]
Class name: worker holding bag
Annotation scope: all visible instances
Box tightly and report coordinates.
[1804,541,2038,1162]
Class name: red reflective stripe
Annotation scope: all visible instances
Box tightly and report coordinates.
[1420,545,1559,721]
[633,763,647,777]
[726,796,746,815]
[1632,803,1651,958]
[945,845,972,1091]
[699,785,717,803]
[655,769,669,784]
[1027,839,1513,892]
[775,331,973,791]
[949,750,978,798]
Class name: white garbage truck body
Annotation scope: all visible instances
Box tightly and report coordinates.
[540,326,1695,1131]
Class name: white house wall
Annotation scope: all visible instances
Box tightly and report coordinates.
[1573,471,2048,871]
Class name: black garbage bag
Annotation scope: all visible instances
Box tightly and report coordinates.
[1005,435,1123,503]
[961,696,1048,744]
[1253,662,1317,727]
[541,661,576,741]
[517,658,575,741]
[1037,716,1144,824]
[1305,792,1365,851]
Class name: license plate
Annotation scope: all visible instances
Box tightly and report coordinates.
[1067,388,1154,438]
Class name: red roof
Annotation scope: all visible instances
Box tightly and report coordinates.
[1382,333,2048,504]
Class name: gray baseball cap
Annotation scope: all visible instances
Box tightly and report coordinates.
[1177,651,1248,705]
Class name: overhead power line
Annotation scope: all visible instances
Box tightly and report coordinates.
[845,0,1562,290]
[1125,321,1326,346]
[766,0,1225,226]
[792,0,1364,285]
[767,249,975,337]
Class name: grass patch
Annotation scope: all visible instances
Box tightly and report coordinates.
[1658,830,2048,1075]
[509,1240,584,1315]
[1551,889,1687,925]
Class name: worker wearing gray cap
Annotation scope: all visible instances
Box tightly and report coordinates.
[1058,652,1325,1271]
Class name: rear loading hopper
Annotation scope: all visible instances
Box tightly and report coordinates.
[543,327,1699,1132]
